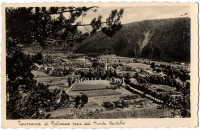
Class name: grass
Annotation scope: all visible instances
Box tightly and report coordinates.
[149,84,176,92]
[79,90,121,97]
[96,107,172,118]
[124,63,150,69]
[51,106,173,119]
[31,70,50,78]
[71,80,113,91]
[35,75,69,87]
[85,101,100,107]
[49,85,69,91]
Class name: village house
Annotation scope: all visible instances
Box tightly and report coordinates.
[44,65,54,75]
[32,63,43,71]
[73,57,92,68]
[61,59,72,65]
[98,54,134,64]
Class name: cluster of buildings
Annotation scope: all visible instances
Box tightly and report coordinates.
[98,54,134,64]
[33,53,93,75]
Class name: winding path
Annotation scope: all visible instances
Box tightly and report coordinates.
[66,82,78,93]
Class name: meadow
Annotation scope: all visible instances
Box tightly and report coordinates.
[71,80,113,91]
[79,90,121,97]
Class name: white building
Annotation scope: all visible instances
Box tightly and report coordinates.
[98,54,134,64]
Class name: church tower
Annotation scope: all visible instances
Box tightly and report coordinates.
[105,58,108,71]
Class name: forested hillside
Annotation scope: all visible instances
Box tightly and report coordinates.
[74,18,190,62]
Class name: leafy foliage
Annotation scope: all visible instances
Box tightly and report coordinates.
[80,94,88,107]
[32,52,43,64]
[74,94,89,108]
[6,7,124,50]
[102,9,124,36]
[103,102,114,110]
[6,51,54,119]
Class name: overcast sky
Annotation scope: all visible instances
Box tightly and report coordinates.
[65,6,190,33]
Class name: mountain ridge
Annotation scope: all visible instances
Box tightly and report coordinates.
[73,17,190,62]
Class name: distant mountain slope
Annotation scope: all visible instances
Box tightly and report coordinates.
[74,18,190,62]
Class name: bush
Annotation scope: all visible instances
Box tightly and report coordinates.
[120,95,139,100]
[74,96,81,108]
[103,102,114,110]
[113,101,123,108]
[156,69,161,72]
[125,73,131,79]
[52,69,63,76]
[32,53,43,64]
[81,94,88,107]
[150,62,155,69]
[121,100,129,108]
[74,94,89,108]
[60,90,70,106]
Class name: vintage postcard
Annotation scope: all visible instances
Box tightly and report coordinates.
[1,2,199,128]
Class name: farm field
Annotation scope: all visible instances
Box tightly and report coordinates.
[71,80,113,91]
[31,70,50,78]
[63,80,164,118]
[32,70,70,90]
[124,60,189,71]
[123,63,150,69]
[89,94,124,106]
[149,84,176,92]
[95,107,172,118]
[79,90,121,97]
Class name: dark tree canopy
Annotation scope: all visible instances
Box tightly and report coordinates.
[6,7,124,50]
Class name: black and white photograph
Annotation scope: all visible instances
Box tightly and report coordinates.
[1,2,198,127]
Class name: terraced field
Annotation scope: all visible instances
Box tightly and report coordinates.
[71,80,113,91]
[79,90,121,97]
[32,70,70,90]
